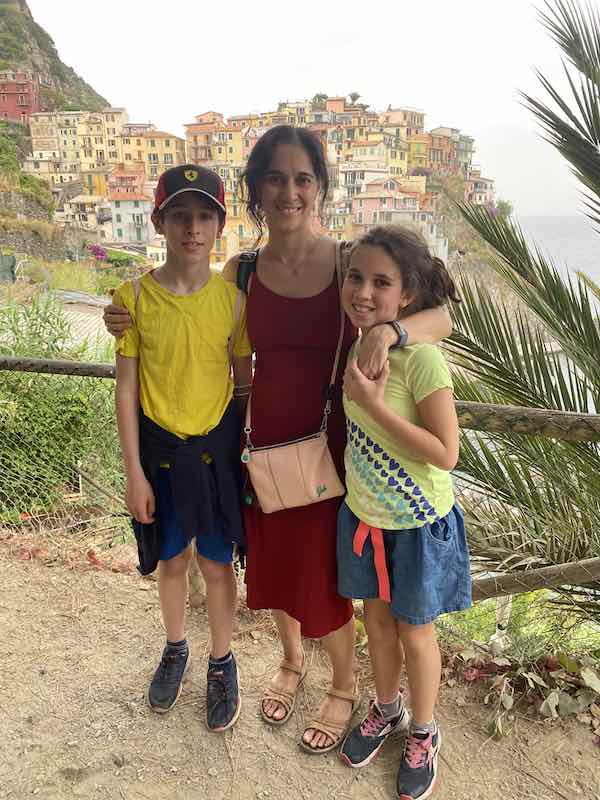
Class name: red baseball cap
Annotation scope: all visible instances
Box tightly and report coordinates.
[153,164,226,218]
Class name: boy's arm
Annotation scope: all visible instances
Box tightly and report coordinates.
[358,305,452,379]
[233,355,253,418]
[115,354,155,523]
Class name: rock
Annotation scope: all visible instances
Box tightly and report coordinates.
[207,767,218,777]
[112,753,125,768]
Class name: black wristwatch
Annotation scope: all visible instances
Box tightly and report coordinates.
[388,320,409,350]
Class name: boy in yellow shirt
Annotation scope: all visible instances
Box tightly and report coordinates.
[113,165,252,731]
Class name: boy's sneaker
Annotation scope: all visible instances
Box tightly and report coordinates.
[147,644,190,713]
[396,725,441,800]
[340,700,410,768]
[206,653,241,731]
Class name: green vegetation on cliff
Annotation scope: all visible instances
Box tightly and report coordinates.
[0,121,53,214]
[0,0,108,112]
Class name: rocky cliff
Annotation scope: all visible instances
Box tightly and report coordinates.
[0,0,109,111]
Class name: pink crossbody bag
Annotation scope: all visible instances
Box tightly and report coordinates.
[240,243,346,514]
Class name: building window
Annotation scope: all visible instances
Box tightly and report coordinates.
[136,228,142,241]
[125,153,131,161]
[165,139,170,147]
[164,153,173,164]
[116,214,121,223]
[117,228,123,238]
[115,201,120,208]
[134,201,139,208]
[149,139,156,147]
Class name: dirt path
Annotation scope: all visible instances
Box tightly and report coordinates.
[1,554,599,800]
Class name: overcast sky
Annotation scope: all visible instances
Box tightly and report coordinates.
[27,0,594,216]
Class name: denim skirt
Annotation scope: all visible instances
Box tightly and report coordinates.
[337,501,472,625]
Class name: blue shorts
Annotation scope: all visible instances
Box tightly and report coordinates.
[155,468,234,564]
[337,501,471,625]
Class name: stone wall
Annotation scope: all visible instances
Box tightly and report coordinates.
[0,191,49,221]
[0,221,94,261]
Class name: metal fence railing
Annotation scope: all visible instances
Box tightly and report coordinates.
[1,354,600,660]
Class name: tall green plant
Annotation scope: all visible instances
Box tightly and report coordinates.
[448,0,600,628]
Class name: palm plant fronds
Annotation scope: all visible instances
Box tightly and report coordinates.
[521,0,600,225]
[449,3,600,631]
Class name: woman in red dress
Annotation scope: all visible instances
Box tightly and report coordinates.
[222,126,452,752]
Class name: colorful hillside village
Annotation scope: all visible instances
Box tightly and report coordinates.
[16,91,496,266]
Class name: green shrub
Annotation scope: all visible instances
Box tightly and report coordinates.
[105,248,145,267]
[0,292,121,520]
[47,262,97,294]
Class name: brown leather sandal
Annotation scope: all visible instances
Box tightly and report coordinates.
[260,654,307,727]
[299,681,361,754]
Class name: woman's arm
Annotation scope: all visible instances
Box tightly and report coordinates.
[358,305,452,379]
[115,354,155,522]
[343,358,459,471]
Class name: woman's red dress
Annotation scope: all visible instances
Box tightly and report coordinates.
[244,270,355,638]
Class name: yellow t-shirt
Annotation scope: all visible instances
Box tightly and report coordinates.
[113,270,252,439]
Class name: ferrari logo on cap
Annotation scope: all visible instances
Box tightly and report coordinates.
[184,169,198,182]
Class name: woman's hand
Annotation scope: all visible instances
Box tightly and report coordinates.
[103,303,133,337]
[125,472,156,524]
[343,357,389,413]
[357,324,398,379]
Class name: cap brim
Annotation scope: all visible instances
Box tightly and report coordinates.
[157,187,226,214]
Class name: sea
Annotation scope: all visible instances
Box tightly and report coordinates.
[517,215,600,284]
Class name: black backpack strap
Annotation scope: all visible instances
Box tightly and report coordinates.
[236,250,258,295]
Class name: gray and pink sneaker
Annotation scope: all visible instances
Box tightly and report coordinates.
[340,700,410,768]
[396,725,441,800]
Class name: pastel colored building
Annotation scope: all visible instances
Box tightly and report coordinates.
[62,194,105,231]
[146,235,167,264]
[184,112,225,163]
[0,69,52,123]
[109,193,154,244]
[465,167,495,206]
[379,107,425,135]
[407,133,432,173]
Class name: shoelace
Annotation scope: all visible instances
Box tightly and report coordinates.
[207,667,234,706]
[403,732,433,769]
[359,704,388,737]
[156,652,186,688]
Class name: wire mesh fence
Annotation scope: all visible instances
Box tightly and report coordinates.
[1,287,599,663]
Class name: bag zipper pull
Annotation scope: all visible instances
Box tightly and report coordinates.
[241,446,251,464]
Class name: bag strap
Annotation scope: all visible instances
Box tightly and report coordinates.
[243,241,346,444]
[324,240,346,417]
[236,251,258,295]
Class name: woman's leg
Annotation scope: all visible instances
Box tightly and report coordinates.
[158,544,193,642]
[302,615,356,749]
[364,599,404,703]
[262,609,305,720]
[396,621,440,726]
